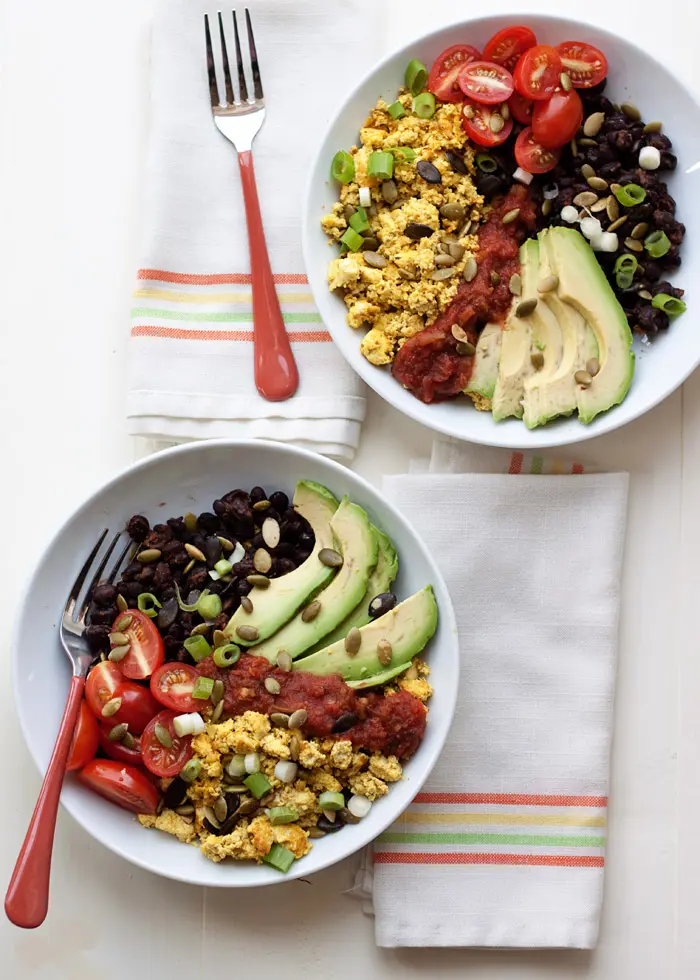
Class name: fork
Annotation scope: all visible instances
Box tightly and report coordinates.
[5,530,132,929]
[205,9,299,402]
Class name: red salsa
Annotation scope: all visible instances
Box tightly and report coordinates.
[197,653,427,759]
[392,185,537,403]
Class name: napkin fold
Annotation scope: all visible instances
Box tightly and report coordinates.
[127,0,382,458]
[363,440,628,948]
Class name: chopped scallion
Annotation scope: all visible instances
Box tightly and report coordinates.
[614,254,638,275]
[197,593,222,621]
[331,150,355,184]
[367,151,394,180]
[179,758,202,783]
[387,100,406,120]
[412,92,436,119]
[614,183,646,207]
[175,583,209,612]
[349,206,370,233]
[340,227,364,252]
[475,152,497,173]
[391,146,417,162]
[652,293,687,317]
[616,271,634,290]
[214,559,233,577]
[262,842,296,873]
[243,772,273,799]
[268,806,299,826]
[318,790,345,811]
[192,676,215,700]
[137,592,162,618]
[405,58,428,96]
[644,229,671,258]
[183,635,212,663]
[213,643,241,668]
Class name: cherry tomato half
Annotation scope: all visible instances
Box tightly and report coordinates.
[508,90,534,124]
[457,60,514,105]
[483,26,537,72]
[98,726,143,765]
[113,683,161,734]
[150,662,200,713]
[532,87,584,148]
[428,44,482,102]
[85,662,125,717]
[462,100,514,148]
[79,759,159,814]
[112,609,164,680]
[556,41,608,89]
[141,710,193,778]
[67,699,99,772]
[514,127,562,174]
[513,45,562,101]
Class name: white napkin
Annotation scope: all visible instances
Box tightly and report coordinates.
[127,0,382,459]
[361,440,628,948]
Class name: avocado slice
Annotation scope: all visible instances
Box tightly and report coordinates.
[464,322,502,409]
[224,481,339,646]
[293,586,437,683]
[248,497,378,662]
[306,526,398,654]
[492,238,540,421]
[544,227,635,423]
[347,661,412,690]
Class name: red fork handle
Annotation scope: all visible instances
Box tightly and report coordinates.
[238,149,299,402]
[5,674,85,928]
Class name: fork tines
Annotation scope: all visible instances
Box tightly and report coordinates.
[205,8,264,109]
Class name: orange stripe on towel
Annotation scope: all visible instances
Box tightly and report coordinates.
[373,852,605,868]
[137,269,308,285]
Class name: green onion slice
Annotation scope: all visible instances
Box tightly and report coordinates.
[339,227,364,252]
[614,254,638,275]
[192,676,214,700]
[197,593,222,621]
[268,806,299,826]
[412,92,436,119]
[614,183,646,207]
[391,146,417,162]
[184,635,212,663]
[652,293,687,317]
[349,207,370,233]
[405,58,428,96]
[318,790,345,811]
[387,100,406,120]
[175,583,210,613]
[214,559,233,577]
[262,843,296,873]
[137,592,162,618]
[644,229,671,258]
[367,151,394,180]
[331,150,355,184]
[243,772,273,799]
[213,643,241,668]
[475,152,497,173]
[180,758,202,783]
[616,271,634,290]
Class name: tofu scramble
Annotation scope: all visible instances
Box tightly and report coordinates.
[321,91,484,366]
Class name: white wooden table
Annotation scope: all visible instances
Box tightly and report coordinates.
[2,0,700,975]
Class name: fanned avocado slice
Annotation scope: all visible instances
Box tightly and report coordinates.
[224,481,338,646]
[248,497,378,662]
[293,586,437,683]
[347,661,412,690]
[464,322,502,408]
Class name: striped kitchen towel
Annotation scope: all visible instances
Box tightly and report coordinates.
[127,0,379,458]
[362,440,628,948]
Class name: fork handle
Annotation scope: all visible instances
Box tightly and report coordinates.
[238,150,299,402]
[5,674,85,929]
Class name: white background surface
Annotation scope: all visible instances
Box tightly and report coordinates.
[1,0,699,976]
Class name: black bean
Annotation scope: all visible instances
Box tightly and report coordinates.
[213,499,227,518]
[637,304,669,335]
[331,712,358,734]
[281,520,302,543]
[476,174,503,199]
[641,258,663,281]
[607,130,634,152]
[249,486,267,504]
[273,558,296,576]
[157,597,179,630]
[445,149,468,174]
[160,540,189,567]
[269,491,289,513]
[653,280,684,299]
[603,111,629,133]
[87,605,115,626]
[251,532,265,549]
[138,565,156,588]
[236,579,253,596]
[317,814,344,834]
[298,532,314,551]
[214,612,229,632]
[167,516,187,539]
[222,488,249,505]
[368,592,398,619]
[126,515,150,541]
[186,565,209,592]
[85,624,111,652]
[197,512,220,534]
[231,560,254,577]
[660,152,677,171]
[222,595,239,615]
[598,161,622,179]
[145,524,174,550]
[92,583,118,606]
[202,535,223,567]
[153,561,173,592]
[163,777,188,809]
[275,541,295,559]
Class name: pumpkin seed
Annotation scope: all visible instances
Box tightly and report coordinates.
[203,806,221,829]
[638,289,653,301]
[438,242,450,255]
[542,198,553,217]
[607,216,627,233]
[252,499,271,512]
[434,253,456,268]
[516,298,538,318]
[588,176,608,191]
[381,179,398,204]
[253,548,272,573]
[560,71,572,92]
[190,622,211,637]
[184,543,206,562]
[644,120,662,134]
[607,196,620,222]
[538,274,559,293]
[621,101,641,121]
[509,273,522,296]
[591,197,609,213]
[211,700,225,723]
[451,323,469,343]
[322,808,337,823]
[155,723,172,748]
[583,112,605,137]
[631,222,650,240]
[456,341,476,356]
[530,351,544,370]
[581,163,595,179]
[102,697,122,718]
[489,113,504,134]
[270,712,290,728]
[502,207,520,225]
[240,596,254,614]
[301,600,321,623]
[570,137,578,157]
[211,679,225,705]
[108,644,130,663]
[261,518,280,549]
[175,804,195,816]
[213,629,228,648]
[107,630,128,649]
[289,735,301,761]
[586,358,600,377]
[184,512,198,532]
[345,627,362,655]
[247,574,270,589]
[237,798,260,817]
[108,722,129,742]
[217,536,234,552]
[116,594,128,613]
[625,237,644,252]
[377,640,393,666]
[121,731,137,749]
[500,101,511,121]
[183,559,195,574]
[340,807,361,825]
[288,709,308,729]
[416,160,442,183]
[574,369,593,387]
[432,267,456,281]
[405,222,434,241]
[439,202,465,222]
[319,548,343,568]
[308,827,326,839]
[449,243,466,261]
[276,650,293,672]
[362,237,380,251]
[573,191,598,208]
[264,677,281,695]
[490,271,501,286]
[236,625,259,642]
[397,267,417,281]
[463,257,478,282]
[136,548,161,563]
[610,183,622,195]
[364,251,387,269]
[459,219,474,237]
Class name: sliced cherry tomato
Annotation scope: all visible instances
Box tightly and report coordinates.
[67,699,99,772]
[483,26,537,72]
[85,662,126,718]
[514,127,562,174]
[508,91,534,124]
[98,726,143,764]
[556,41,608,89]
[114,682,161,734]
[79,759,159,814]
[532,88,584,148]
[141,710,193,778]
[150,662,200,713]
[462,100,514,148]
[457,60,514,105]
[513,45,562,101]
[428,44,482,102]
[113,609,164,680]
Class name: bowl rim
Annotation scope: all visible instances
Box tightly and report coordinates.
[302,12,699,450]
[12,438,459,887]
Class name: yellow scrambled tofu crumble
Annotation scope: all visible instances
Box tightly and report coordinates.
[321,92,484,366]
[137,661,433,866]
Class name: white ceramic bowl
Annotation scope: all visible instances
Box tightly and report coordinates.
[13,440,458,887]
[303,14,700,449]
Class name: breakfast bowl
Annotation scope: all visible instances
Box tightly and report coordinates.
[303,14,700,449]
[12,440,458,887]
